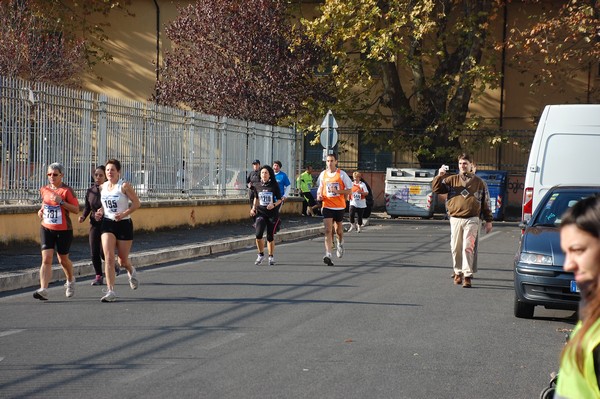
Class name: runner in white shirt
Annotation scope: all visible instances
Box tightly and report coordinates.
[95,159,141,302]
[348,171,369,233]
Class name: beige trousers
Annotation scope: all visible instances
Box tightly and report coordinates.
[449,216,480,277]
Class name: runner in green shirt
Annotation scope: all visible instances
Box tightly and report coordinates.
[296,164,317,216]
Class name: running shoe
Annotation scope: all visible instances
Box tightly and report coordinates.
[336,239,344,258]
[65,280,75,298]
[100,289,117,302]
[268,256,275,266]
[128,268,139,290]
[357,225,362,233]
[347,224,355,233]
[33,288,49,301]
[323,254,334,266]
[255,254,265,265]
[91,275,103,286]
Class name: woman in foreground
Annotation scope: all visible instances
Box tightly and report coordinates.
[556,195,600,398]
[250,165,282,266]
[95,159,141,302]
[34,162,79,300]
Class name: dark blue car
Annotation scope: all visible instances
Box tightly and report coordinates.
[513,185,600,318]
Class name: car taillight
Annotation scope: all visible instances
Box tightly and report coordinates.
[522,187,533,222]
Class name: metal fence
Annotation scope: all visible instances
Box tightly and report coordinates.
[304,128,534,174]
[0,76,298,204]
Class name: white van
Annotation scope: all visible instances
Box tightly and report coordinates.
[522,104,600,222]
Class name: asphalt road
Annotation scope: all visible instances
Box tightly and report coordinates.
[0,219,575,399]
[0,214,323,275]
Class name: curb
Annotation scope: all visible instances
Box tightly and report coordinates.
[0,225,324,294]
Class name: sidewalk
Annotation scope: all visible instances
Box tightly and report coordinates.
[0,214,325,293]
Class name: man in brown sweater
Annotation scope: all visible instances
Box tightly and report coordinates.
[432,153,493,288]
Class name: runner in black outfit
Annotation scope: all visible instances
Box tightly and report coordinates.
[361,177,374,226]
[78,166,107,285]
[246,159,261,207]
[250,165,282,266]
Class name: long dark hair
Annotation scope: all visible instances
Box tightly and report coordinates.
[560,195,600,373]
[561,196,600,240]
[260,165,275,183]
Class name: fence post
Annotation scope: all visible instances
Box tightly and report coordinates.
[184,111,195,195]
[247,120,255,168]
[97,94,108,165]
[218,116,228,196]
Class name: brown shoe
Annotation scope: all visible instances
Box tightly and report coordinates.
[463,276,472,288]
[453,273,462,285]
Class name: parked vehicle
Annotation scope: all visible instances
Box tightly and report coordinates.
[130,169,150,195]
[193,168,244,195]
[514,185,600,319]
[522,104,600,222]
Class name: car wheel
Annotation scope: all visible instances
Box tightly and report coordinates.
[539,386,555,399]
[514,294,535,319]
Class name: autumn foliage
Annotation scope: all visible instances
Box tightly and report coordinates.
[507,0,600,99]
[153,0,333,125]
[0,0,133,86]
[0,0,86,85]
[302,0,506,164]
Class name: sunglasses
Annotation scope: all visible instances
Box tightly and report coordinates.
[47,173,60,177]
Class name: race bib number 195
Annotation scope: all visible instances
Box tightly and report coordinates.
[103,196,119,213]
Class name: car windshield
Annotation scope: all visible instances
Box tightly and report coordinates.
[533,191,599,227]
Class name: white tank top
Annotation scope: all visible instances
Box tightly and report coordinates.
[101,180,131,220]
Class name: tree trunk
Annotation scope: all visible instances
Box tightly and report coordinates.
[380,61,412,129]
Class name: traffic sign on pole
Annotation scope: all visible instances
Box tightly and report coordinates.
[320,110,338,151]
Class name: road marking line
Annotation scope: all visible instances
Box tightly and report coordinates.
[199,332,246,350]
[480,231,500,241]
[0,329,25,338]
[119,362,175,383]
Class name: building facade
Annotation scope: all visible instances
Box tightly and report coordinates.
[80,0,599,174]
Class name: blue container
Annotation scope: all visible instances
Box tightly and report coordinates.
[476,170,508,221]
